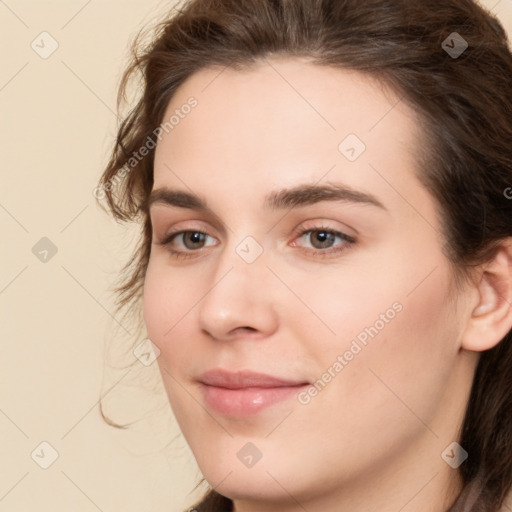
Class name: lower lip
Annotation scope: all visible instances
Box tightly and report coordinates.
[201,384,309,417]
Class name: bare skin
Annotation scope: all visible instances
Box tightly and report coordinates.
[143,57,512,512]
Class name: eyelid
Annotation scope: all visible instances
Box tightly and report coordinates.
[150,210,227,238]
[156,228,218,247]
[290,221,356,243]
[289,226,356,257]
[154,221,357,260]
[155,218,218,243]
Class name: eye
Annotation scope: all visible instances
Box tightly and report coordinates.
[174,231,214,250]
[155,225,356,260]
[156,230,217,259]
[292,226,356,256]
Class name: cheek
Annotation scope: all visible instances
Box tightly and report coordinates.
[313,263,458,434]
[142,263,198,422]
[142,264,166,340]
[292,244,459,412]
[142,260,206,376]
[308,237,457,365]
[142,260,184,350]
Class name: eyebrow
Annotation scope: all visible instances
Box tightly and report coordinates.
[146,183,387,213]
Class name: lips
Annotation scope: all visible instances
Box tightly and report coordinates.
[198,368,309,389]
[197,369,310,417]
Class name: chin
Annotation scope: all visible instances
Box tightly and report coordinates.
[203,470,298,503]
[196,448,310,502]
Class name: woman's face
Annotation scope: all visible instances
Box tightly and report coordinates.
[144,58,474,510]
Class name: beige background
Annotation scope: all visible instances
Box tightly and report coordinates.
[1,1,511,511]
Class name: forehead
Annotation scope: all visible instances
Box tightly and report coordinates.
[152,57,431,219]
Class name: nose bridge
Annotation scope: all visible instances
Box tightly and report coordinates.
[211,230,268,289]
[197,232,277,339]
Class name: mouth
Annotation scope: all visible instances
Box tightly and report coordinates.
[197,369,310,417]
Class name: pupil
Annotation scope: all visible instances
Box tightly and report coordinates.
[186,232,204,248]
[313,231,334,248]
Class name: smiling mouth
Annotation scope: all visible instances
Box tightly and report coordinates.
[200,383,310,417]
[197,368,310,417]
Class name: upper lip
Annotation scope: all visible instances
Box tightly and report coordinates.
[198,369,309,389]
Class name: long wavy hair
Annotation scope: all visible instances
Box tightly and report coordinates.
[96,0,512,510]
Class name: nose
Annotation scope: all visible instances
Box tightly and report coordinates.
[197,244,279,341]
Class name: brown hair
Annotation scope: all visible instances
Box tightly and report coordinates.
[97,0,512,510]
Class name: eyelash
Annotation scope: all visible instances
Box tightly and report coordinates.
[156,226,356,261]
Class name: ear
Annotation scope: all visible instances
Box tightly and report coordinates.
[461,238,512,352]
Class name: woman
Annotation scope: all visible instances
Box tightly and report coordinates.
[97,0,512,510]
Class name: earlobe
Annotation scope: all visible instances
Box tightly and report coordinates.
[461,239,512,352]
